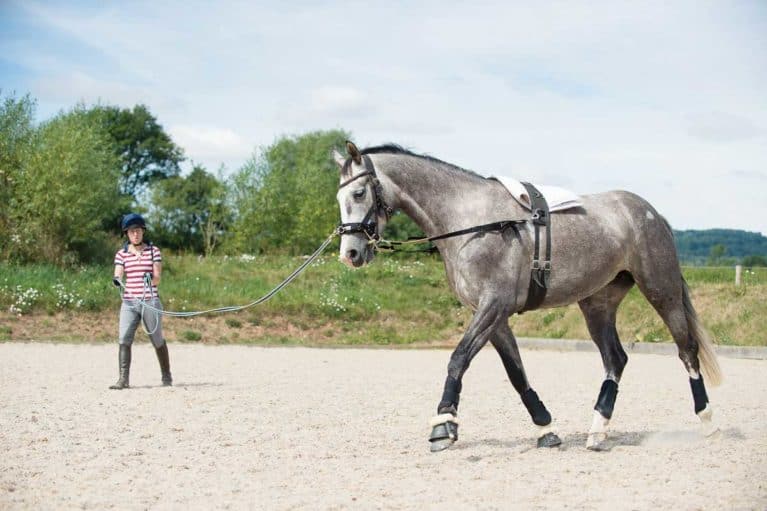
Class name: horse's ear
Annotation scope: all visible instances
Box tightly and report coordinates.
[346,140,362,165]
[332,148,346,169]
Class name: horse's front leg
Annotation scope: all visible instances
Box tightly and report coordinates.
[490,321,562,448]
[430,300,505,452]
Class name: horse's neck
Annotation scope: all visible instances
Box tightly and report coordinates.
[376,155,508,237]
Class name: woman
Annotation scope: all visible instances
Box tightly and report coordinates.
[110,213,172,389]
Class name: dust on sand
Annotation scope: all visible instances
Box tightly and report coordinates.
[1,343,765,510]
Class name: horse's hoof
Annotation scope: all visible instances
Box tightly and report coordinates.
[430,437,455,452]
[586,432,608,451]
[702,423,720,438]
[429,415,459,452]
[537,432,562,448]
[697,406,719,437]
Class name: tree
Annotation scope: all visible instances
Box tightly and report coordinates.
[674,229,767,264]
[382,211,425,242]
[87,104,184,198]
[707,243,728,266]
[0,92,36,261]
[228,130,350,254]
[741,255,767,267]
[148,164,231,255]
[9,106,122,264]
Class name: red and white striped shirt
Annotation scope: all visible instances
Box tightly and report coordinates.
[114,244,162,300]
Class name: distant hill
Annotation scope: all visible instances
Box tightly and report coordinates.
[673,229,767,265]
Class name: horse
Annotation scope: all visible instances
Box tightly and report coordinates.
[333,141,722,452]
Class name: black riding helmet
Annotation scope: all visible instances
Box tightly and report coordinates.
[121,213,146,233]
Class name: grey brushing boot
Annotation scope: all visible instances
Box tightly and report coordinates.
[155,343,172,386]
[109,344,131,389]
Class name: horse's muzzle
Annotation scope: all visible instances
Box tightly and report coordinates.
[340,247,374,268]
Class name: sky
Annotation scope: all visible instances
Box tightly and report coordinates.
[1,0,766,234]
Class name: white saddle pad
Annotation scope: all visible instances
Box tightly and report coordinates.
[489,175,582,212]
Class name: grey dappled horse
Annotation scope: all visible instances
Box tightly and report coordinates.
[333,141,722,452]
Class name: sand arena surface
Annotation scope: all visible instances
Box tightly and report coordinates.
[1,342,765,510]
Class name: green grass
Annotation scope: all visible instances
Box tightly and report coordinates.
[681,265,766,285]
[225,318,242,328]
[180,330,202,342]
[1,257,766,346]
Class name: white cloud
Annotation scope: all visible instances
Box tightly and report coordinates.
[168,124,250,168]
[30,71,184,111]
[686,111,761,143]
[309,86,370,116]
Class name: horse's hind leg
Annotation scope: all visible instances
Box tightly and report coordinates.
[631,248,722,436]
[490,321,561,448]
[577,271,634,450]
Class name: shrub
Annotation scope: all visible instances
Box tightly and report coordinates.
[181,330,202,342]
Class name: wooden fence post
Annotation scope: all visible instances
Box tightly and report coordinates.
[735,265,742,286]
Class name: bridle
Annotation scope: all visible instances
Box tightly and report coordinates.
[336,154,393,243]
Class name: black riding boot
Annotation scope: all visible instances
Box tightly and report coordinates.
[109,344,131,389]
[155,343,172,386]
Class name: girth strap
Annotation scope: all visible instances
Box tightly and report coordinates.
[520,182,551,312]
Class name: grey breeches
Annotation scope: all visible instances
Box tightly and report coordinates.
[118,298,165,348]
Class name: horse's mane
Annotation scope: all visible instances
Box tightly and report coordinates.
[361,144,485,180]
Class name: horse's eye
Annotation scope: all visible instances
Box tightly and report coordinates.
[352,188,366,199]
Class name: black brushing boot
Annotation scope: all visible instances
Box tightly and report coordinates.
[155,343,172,386]
[109,344,131,389]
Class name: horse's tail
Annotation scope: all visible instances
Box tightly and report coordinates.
[682,279,722,386]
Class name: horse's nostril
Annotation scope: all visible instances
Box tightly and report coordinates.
[347,249,358,261]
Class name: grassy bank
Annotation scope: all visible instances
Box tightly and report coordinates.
[1,256,765,346]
